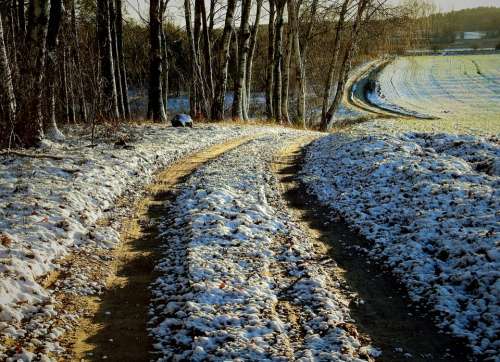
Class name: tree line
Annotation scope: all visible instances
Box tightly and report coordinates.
[0,0,424,148]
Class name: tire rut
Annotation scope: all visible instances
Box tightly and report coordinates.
[67,136,257,362]
[272,137,471,362]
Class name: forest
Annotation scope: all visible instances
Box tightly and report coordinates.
[0,0,424,148]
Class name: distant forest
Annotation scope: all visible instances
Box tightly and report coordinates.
[429,7,500,43]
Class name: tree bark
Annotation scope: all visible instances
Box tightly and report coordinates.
[109,0,124,117]
[272,0,285,122]
[185,0,207,117]
[17,0,26,39]
[0,14,16,145]
[281,12,292,124]
[232,0,252,120]
[265,0,275,118]
[148,0,167,122]
[211,0,236,120]
[245,0,263,116]
[45,0,65,140]
[288,0,305,126]
[71,0,87,122]
[320,0,349,125]
[25,0,50,144]
[115,0,130,118]
[97,0,119,119]
[199,0,214,109]
[161,28,169,118]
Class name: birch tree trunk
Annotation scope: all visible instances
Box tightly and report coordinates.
[211,0,236,120]
[148,0,167,122]
[97,0,119,119]
[272,0,285,122]
[232,0,252,120]
[245,0,263,116]
[265,0,275,118]
[0,14,16,145]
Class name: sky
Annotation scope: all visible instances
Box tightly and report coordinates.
[124,0,500,23]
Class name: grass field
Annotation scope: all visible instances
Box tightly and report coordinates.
[374,54,500,135]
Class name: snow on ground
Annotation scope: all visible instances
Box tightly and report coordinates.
[0,124,288,360]
[301,131,499,358]
[149,133,378,361]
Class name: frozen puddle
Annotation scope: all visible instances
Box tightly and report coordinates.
[149,132,377,361]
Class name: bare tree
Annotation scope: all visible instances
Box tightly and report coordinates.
[116,0,130,118]
[321,0,370,131]
[24,0,50,144]
[265,0,276,118]
[212,0,236,120]
[244,0,263,116]
[320,0,350,125]
[233,0,252,120]
[272,0,285,121]
[149,0,168,122]
[97,0,119,119]
[46,0,65,140]
[0,14,16,145]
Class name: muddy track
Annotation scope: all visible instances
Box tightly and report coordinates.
[67,136,256,362]
[272,137,471,362]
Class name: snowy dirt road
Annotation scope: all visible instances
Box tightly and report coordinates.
[1,123,490,361]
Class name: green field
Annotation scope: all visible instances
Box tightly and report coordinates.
[374,54,500,135]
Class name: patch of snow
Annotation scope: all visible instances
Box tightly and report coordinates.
[0,124,286,360]
[301,132,499,358]
[149,133,374,361]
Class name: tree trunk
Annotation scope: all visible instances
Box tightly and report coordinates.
[45,0,65,140]
[321,0,368,131]
[60,46,70,122]
[265,0,275,118]
[109,0,124,117]
[71,0,87,122]
[320,0,349,125]
[288,0,305,126]
[272,0,285,122]
[185,0,207,117]
[148,0,167,122]
[281,13,292,124]
[232,0,252,120]
[245,0,262,116]
[115,0,130,118]
[211,0,235,120]
[17,0,26,39]
[199,0,214,110]
[25,0,50,144]
[97,0,119,119]
[161,28,169,118]
[0,14,16,145]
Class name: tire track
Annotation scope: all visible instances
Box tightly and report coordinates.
[67,136,257,361]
